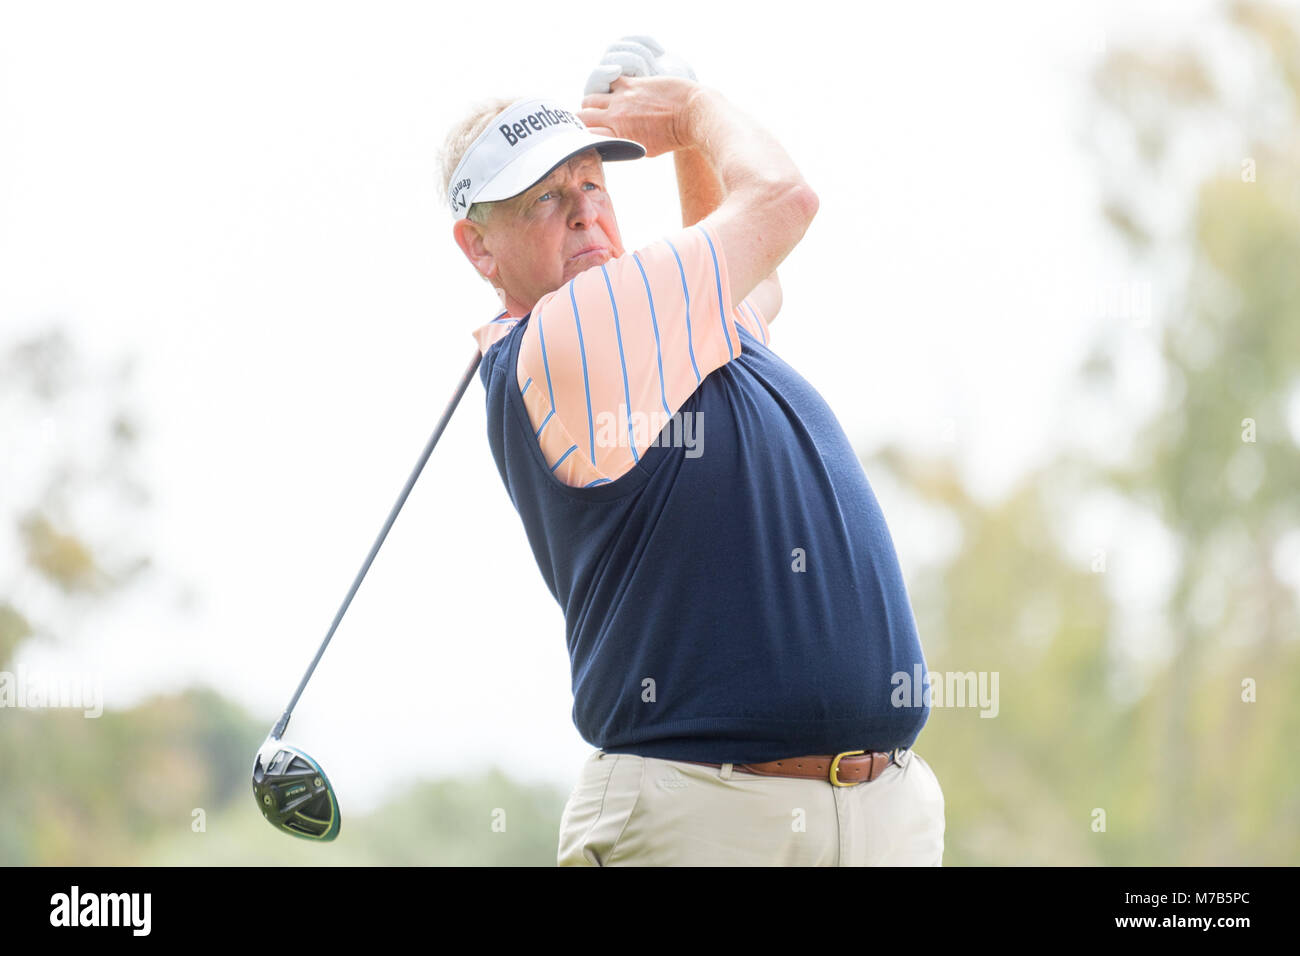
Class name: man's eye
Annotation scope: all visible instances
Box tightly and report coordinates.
[537,192,553,202]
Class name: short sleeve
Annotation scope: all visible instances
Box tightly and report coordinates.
[516,221,745,488]
[732,295,771,347]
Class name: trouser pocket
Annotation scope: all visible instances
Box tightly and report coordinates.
[905,751,946,866]
[556,752,643,866]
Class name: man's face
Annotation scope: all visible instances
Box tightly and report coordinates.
[461,149,624,314]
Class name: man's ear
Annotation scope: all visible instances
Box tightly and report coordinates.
[453,218,496,283]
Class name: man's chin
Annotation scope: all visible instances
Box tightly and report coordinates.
[564,248,612,279]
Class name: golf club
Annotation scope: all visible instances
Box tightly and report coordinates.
[252,347,483,841]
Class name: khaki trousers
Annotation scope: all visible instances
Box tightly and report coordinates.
[557,747,945,866]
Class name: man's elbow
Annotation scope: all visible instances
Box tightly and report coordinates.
[772,181,818,247]
[747,178,819,231]
[791,183,819,227]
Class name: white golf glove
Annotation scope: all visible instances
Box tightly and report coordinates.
[583,35,697,96]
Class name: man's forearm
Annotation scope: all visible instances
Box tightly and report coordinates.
[674,147,724,228]
[679,87,811,204]
[674,123,780,311]
[671,85,813,305]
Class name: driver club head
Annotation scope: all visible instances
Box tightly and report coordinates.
[251,735,341,841]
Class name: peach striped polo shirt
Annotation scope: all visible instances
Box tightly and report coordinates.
[470,220,770,488]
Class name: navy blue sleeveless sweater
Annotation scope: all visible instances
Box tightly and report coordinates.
[481,317,930,763]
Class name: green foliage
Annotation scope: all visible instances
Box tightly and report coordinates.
[0,603,32,671]
[18,513,102,595]
[886,0,1300,865]
[0,683,568,865]
[136,766,567,866]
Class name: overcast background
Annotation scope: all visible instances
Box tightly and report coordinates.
[1,0,1252,812]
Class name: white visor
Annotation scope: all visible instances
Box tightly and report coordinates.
[448,97,645,218]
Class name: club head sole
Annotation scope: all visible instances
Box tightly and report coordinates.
[251,737,341,841]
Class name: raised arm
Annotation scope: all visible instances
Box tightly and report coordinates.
[580,75,816,312]
[674,147,783,325]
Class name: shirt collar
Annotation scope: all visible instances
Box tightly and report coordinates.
[470,309,523,357]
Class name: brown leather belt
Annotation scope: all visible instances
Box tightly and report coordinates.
[681,748,905,787]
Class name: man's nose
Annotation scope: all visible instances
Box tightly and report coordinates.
[567,191,598,228]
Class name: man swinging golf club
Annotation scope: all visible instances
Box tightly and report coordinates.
[442,36,945,866]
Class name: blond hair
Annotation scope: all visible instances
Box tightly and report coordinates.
[437,96,517,225]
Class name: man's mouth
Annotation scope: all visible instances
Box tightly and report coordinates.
[569,246,607,261]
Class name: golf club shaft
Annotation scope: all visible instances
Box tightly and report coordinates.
[271,348,484,739]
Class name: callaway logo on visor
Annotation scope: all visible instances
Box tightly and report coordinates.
[448,97,644,217]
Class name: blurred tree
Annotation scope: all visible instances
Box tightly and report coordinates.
[0,328,150,667]
[0,326,567,865]
[869,0,1299,865]
[1086,0,1300,863]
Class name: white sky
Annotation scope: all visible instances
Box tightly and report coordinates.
[1,0,1232,810]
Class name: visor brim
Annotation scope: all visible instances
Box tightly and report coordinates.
[472,131,646,206]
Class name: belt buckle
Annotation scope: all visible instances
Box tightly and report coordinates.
[829,750,865,787]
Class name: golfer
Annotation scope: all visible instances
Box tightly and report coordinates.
[439,44,944,866]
